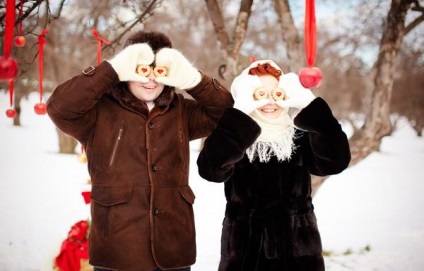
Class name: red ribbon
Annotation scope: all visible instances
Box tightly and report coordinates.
[38,30,48,103]
[18,0,24,36]
[92,29,110,65]
[4,0,15,57]
[81,191,91,204]
[8,80,14,107]
[304,0,317,67]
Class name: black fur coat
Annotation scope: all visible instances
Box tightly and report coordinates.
[197,98,351,271]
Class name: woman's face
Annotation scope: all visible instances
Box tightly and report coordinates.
[128,70,165,102]
[256,75,285,119]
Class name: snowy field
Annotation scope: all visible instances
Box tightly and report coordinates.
[1,92,423,271]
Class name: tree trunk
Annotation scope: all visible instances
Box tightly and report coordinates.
[205,0,254,82]
[56,128,78,154]
[349,0,413,166]
[312,0,415,195]
[273,0,304,72]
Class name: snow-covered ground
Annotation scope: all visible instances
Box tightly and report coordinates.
[1,92,423,271]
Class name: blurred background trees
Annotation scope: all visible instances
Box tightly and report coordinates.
[1,0,423,191]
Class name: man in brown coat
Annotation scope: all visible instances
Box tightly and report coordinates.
[47,30,233,271]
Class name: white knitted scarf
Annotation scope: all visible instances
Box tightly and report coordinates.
[246,110,296,163]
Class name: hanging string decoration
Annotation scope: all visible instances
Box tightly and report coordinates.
[5,80,17,118]
[34,30,49,115]
[14,0,26,47]
[92,28,110,65]
[299,0,323,89]
[0,0,19,81]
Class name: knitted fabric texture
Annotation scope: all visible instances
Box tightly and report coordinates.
[246,110,296,163]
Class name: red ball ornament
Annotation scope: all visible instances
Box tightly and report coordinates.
[299,67,322,88]
[5,108,16,118]
[0,56,18,81]
[34,102,47,115]
[14,36,26,47]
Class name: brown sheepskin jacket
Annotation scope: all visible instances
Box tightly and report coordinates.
[47,61,233,271]
[197,98,351,271]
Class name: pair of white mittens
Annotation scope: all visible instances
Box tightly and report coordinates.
[107,43,201,90]
[231,60,315,114]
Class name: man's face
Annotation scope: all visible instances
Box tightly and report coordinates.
[128,71,165,102]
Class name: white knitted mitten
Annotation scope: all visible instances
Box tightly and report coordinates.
[154,48,201,89]
[107,43,154,82]
[275,73,315,110]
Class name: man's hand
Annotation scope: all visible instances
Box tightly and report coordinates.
[107,43,154,82]
[154,48,201,90]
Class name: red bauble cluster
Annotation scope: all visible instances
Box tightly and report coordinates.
[299,67,322,89]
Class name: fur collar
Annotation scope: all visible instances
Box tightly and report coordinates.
[108,82,175,115]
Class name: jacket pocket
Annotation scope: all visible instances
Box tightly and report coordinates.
[107,124,126,172]
[288,211,323,257]
[178,186,195,204]
[91,186,133,238]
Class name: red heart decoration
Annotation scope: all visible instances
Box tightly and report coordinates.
[157,69,163,74]
[142,68,148,73]
[276,92,282,97]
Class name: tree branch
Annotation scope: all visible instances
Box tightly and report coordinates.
[229,0,253,60]
[52,0,67,19]
[0,0,45,35]
[204,0,230,51]
[102,0,160,51]
[411,0,424,12]
[405,13,424,34]
[273,0,303,71]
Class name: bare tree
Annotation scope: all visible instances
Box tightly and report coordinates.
[349,0,423,166]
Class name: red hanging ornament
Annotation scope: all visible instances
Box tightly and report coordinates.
[299,0,322,89]
[92,29,110,65]
[0,0,19,81]
[14,0,26,47]
[5,80,17,118]
[34,30,48,115]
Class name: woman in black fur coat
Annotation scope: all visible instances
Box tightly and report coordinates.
[197,60,351,271]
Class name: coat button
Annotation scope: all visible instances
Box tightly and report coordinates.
[148,122,155,129]
[151,164,157,172]
[153,208,159,215]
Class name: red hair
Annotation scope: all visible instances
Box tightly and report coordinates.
[248,63,282,80]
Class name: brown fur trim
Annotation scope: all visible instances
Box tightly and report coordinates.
[155,86,175,107]
[109,83,175,113]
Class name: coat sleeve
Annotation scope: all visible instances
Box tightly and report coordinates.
[294,97,351,176]
[197,108,261,183]
[46,61,119,144]
[183,72,234,140]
